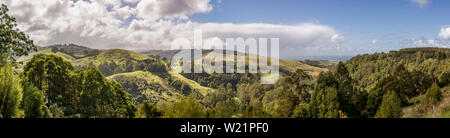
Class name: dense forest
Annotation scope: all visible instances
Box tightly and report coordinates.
[1,4,449,118]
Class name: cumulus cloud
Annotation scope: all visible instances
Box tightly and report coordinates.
[411,0,429,8]
[404,37,450,48]
[439,25,450,40]
[136,0,213,20]
[123,21,343,53]
[402,26,450,48]
[196,23,342,49]
[2,0,126,44]
[1,0,344,56]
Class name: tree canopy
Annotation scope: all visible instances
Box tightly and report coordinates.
[0,4,36,61]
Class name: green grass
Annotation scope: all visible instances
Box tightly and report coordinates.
[108,71,183,104]
[402,85,450,118]
[197,50,328,77]
[54,52,76,61]
[17,49,76,69]
[278,58,328,77]
[73,53,86,58]
[440,111,450,118]
[74,49,155,67]
[108,70,217,104]
[169,71,216,96]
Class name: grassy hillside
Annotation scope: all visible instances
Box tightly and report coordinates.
[17,48,77,69]
[19,45,167,76]
[73,49,167,76]
[107,71,216,105]
[107,71,183,104]
[142,49,328,76]
[402,86,450,118]
[169,71,217,96]
[152,49,328,91]
[18,44,97,65]
[39,44,100,58]
[301,60,339,71]
[279,59,328,77]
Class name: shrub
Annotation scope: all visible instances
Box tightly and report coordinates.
[425,83,442,105]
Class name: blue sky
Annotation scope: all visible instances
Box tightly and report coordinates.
[190,0,450,56]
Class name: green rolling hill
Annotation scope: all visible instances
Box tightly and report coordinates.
[17,44,330,108]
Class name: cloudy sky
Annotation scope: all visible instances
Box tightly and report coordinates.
[1,0,450,58]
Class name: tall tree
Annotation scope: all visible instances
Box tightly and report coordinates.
[271,69,312,118]
[425,83,442,105]
[284,69,313,104]
[79,67,137,118]
[164,93,206,118]
[364,64,432,117]
[21,78,46,118]
[24,54,73,105]
[0,63,23,118]
[0,4,36,61]
[79,67,104,117]
[44,55,73,104]
[334,62,367,117]
[308,86,341,118]
[305,66,363,118]
[243,102,271,118]
[24,54,136,118]
[375,91,402,118]
[306,72,339,118]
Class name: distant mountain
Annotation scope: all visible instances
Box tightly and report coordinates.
[140,49,181,60]
[38,44,100,59]
[285,55,354,61]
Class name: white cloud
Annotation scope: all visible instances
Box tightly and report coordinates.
[439,25,450,40]
[402,26,450,48]
[411,0,429,8]
[404,37,450,48]
[123,0,141,4]
[1,0,344,56]
[196,23,342,50]
[136,0,213,20]
[371,39,378,45]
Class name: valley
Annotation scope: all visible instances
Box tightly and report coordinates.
[13,44,450,118]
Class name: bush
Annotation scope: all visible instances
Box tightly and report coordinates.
[375,91,402,118]
[135,100,162,118]
[439,72,450,87]
[425,83,442,105]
